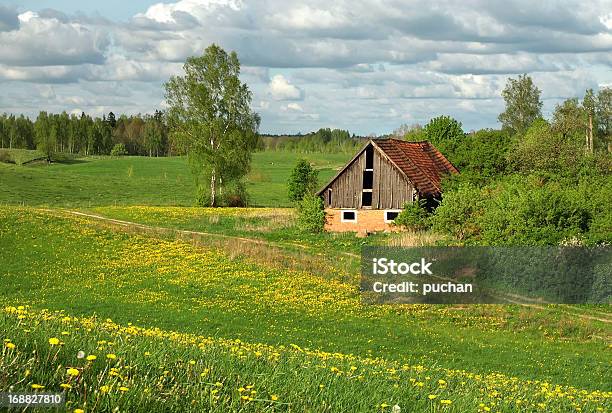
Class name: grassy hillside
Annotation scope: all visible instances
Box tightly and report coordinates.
[3,305,609,413]
[1,208,610,393]
[0,150,349,207]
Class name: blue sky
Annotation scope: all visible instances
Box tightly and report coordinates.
[0,0,610,135]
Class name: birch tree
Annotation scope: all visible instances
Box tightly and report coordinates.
[164,44,260,206]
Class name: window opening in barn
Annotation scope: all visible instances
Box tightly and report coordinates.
[341,210,357,222]
[384,210,400,223]
[363,170,373,189]
[365,145,374,170]
[328,188,332,205]
[362,191,372,207]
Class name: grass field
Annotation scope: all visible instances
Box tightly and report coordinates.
[1,151,611,412]
[1,207,611,412]
[0,149,349,207]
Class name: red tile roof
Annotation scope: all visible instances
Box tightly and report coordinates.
[373,139,459,196]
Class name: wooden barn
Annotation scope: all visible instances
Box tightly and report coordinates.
[316,138,458,232]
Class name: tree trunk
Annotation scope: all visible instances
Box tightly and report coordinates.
[210,168,217,207]
[588,113,594,153]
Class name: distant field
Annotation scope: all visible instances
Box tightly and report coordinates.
[0,149,349,207]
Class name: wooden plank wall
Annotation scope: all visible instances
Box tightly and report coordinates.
[327,151,364,208]
[323,143,415,209]
[374,150,414,209]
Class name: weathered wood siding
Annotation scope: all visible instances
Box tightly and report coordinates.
[323,144,415,209]
[373,150,414,209]
[326,150,365,208]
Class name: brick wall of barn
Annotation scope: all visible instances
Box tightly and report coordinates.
[324,209,402,233]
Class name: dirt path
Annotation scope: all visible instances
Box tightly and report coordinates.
[37,208,611,324]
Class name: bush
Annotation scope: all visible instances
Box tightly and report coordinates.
[431,183,487,242]
[221,181,249,207]
[288,159,319,202]
[507,118,582,175]
[297,193,325,233]
[478,181,590,245]
[394,200,430,231]
[110,143,128,156]
[195,181,249,207]
[432,176,603,246]
[0,149,14,164]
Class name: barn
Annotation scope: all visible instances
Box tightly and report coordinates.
[316,138,459,232]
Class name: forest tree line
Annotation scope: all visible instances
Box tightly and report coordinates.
[0,110,368,157]
[260,128,366,153]
[0,110,170,157]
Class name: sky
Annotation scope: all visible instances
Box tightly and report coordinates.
[0,1,611,135]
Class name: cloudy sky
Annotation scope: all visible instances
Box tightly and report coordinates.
[0,0,611,135]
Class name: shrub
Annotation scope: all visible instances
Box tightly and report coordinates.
[431,183,486,242]
[0,149,14,164]
[221,181,249,207]
[478,181,591,245]
[507,118,582,175]
[297,193,325,233]
[110,143,128,156]
[394,200,430,231]
[288,159,319,202]
[196,181,249,207]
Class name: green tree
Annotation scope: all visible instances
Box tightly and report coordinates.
[498,74,543,136]
[288,159,319,202]
[110,143,128,156]
[165,44,260,206]
[449,129,511,183]
[551,98,585,140]
[297,193,326,233]
[422,115,464,164]
[508,118,582,174]
[597,87,611,146]
[143,118,165,157]
[34,112,55,161]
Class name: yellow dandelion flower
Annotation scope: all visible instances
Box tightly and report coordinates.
[144,351,151,356]
[5,342,15,349]
[74,409,84,413]
[271,395,279,401]
[119,387,129,392]
[31,384,45,389]
[381,402,390,409]
[67,368,79,377]
[189,360,195,365]
[48,337,60,345]
[428,395,438,400]
[106,353,117,360]
[100,385,110,393]
[86,355,97,361]
[60,383,72,389]
[441,400,452,405]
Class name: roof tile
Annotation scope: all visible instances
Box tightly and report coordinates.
[373,139,459,196]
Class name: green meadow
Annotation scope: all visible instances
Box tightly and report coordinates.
[0,149,348,207]
[0,150,610,412]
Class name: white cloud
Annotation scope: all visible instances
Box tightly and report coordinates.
[268,74,303,100]
[0,0,610,134]
[286,102,303,111]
